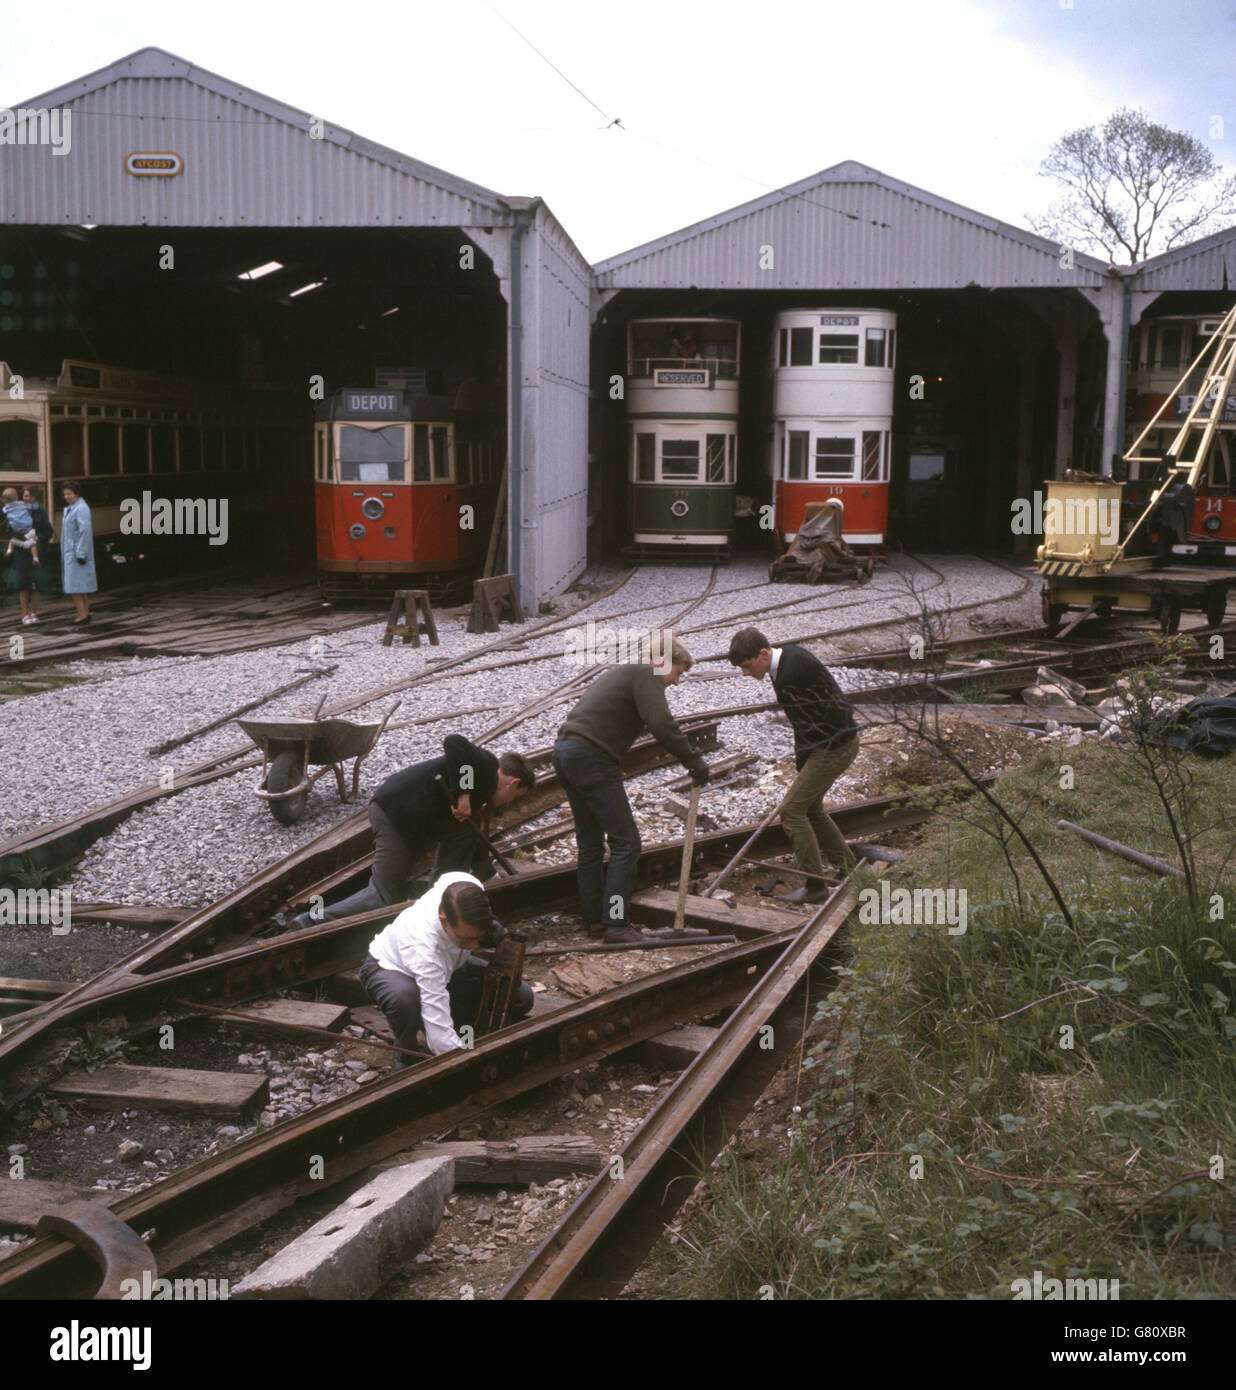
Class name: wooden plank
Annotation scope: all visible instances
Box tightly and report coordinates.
[218,998,350,1036]
[630,887,807,938]
[0,1178,119,1233]
[48,1064,269,1118]
[372,1135,603,1187]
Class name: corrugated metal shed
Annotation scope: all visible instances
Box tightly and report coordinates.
[594,160,1109,292]
[502,199,591,604]
[1136,227,1236,292]
[2,46,512,228]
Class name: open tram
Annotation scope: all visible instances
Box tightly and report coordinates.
[314,369,502,598]
[625,317,740,559]
[768,308,896,548]
[0,358,307,581]
[1121,311,1236,563]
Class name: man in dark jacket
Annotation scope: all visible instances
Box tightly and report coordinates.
[728,626,859,900]
[292,734,535,927]
[553,638,708,943]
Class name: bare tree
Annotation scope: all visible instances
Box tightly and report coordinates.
[1027,108,1236,265]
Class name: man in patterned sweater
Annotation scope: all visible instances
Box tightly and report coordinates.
[728,626,860,901]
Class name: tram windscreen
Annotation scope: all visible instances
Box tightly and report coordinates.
[340,425,406,482]
[818,335,859,365]
[0,420,39,471]
[662,440,700,479]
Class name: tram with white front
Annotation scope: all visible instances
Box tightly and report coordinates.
[625,317,740,557]
[768,308,896,547]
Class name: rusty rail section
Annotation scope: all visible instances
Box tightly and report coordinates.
[0,927,805,1298]
[0,782,936,1113]
[504,879,859,1300]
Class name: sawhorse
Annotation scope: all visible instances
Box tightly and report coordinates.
[382,589,438,647]
[467,573,525,634]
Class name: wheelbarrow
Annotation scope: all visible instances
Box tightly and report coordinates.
[238,697,401,826]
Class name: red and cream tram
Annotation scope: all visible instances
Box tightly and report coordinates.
[314,370,502,596]
[768,308,896,547]
[1123,312,1236,563]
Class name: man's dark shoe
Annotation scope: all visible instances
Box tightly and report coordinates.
[602,926,652,945]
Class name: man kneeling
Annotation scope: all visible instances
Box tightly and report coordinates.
[359,872,533,1066]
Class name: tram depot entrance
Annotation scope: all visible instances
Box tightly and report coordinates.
[0,226,508,592]
[591,288,1086,562]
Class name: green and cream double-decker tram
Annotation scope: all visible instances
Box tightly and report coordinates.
[625,317,739,559]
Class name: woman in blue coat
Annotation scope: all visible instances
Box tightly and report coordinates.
[60,481,97,625]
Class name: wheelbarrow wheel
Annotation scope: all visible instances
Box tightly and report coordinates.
[267,749,308,825]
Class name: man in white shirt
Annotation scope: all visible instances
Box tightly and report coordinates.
[358,872,534,1065]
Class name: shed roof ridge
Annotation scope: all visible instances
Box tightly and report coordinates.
[593,158,1112,276]
[12,44,512,215]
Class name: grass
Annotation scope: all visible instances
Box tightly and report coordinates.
[649,738,1236,1299]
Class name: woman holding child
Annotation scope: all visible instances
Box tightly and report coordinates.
[3,484,54,625]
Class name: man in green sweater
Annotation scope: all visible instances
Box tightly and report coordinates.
[553,638,709,943]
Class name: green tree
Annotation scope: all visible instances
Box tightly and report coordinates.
[1028,107,1236,264]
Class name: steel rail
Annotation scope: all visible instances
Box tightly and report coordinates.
[0,928,805,1298]
[0,782,945,1112]
[504,878,859,1300]
[0,726,722,1094]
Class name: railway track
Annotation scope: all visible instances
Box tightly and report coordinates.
[5,557,1219,1299]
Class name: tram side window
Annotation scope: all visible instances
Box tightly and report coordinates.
[431,426,451,480]
[412,424,430,482]
[122,423,149,473]
[661,440,699,480]
[818,335,859,365]
[706,435,727,483]
[779,327,813,367]
[151,424,175,473]
[457,441,470,486]
[51,421,84,479]
[636,433,655,481]
[181,426,202,473]
[1156,326,1183,370]
[787,431,809,480]
[815,437,854,477]
[342,425,407,483]
[0,420,39,472]
[862,432,882,480]
[87,422,119,474]
[865,329,887,368]
[203,426,224,472]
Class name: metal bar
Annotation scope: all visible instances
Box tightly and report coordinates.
[1057,819,1186,879]
[503,878,859,1300]
[673,784,701,932]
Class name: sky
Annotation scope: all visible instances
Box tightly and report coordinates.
[2,0,1234,263]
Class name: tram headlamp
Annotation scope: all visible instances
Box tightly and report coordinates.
[361,498,385,521]
[670,499,690,518]
[349,522,366,540]
[1203,514,1222,534]
[383,526,396,539]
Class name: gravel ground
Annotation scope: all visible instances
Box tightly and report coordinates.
[6,556,1030,909]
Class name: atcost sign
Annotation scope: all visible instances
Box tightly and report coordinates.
[126,152,182,176]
